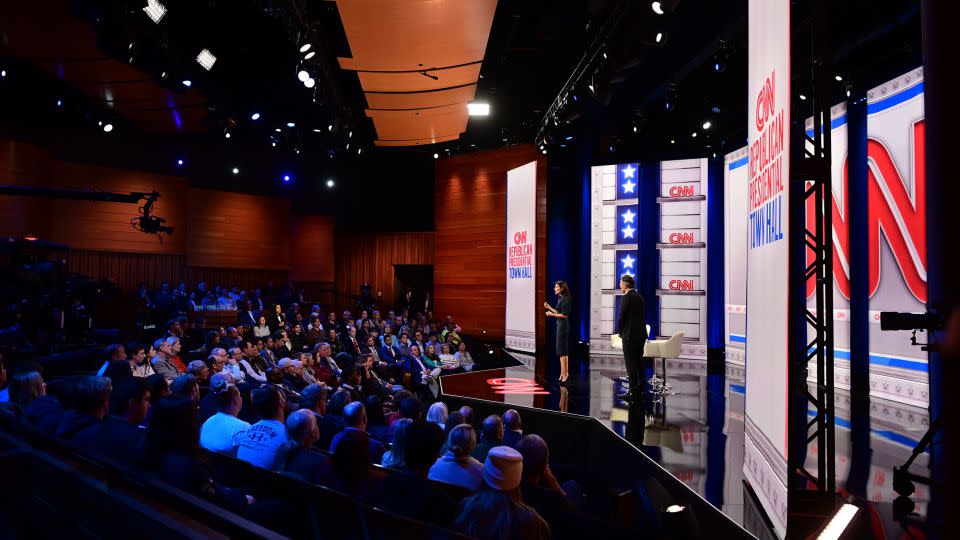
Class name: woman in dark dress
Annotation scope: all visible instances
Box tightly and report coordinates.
[544,281,572,384]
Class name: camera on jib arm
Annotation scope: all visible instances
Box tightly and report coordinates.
[879,310,944,350]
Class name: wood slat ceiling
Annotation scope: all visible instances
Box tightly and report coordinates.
[334,0,498,146]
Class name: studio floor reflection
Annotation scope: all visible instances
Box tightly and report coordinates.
[440,352,932,538]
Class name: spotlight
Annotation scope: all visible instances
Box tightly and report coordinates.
[176,158,184,166]
[433,153,439,159]
[298,70,310,82]
[467,102,490,116]
[304,78,315,88]
[299,44,312,53]
[565,135,573,140]
[349,131,353,138]
[283,174,291,183]
[304,51,316,60]
[225,132,231,139]
[251,112,261,120]
[357,148,362,155]
[633,125,638,133]
[326,178,335,188]
[313,128,322,133]
[702,121,711,129]
[652,1,664,15]
[287,122,296,128]
[541,149,547,155]
[799,93,807,100]
[1,69,6,77]
[692,132,697,138]
[103,123,114,133]
[835,75,843,81]
[328,124,334,132]
[182,79,192,87]
[232,167,240,175]
[655,32,664,43]
[271,142,277,147]
[56,99,62,107]
[143,0,167,24]
[714,61,725,73]
[588,82,596,95]
[670,139,675,144]
[196,49,217,71]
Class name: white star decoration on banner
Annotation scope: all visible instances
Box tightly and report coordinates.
[621,179,636,194]
[621,224,635,238]
[621,254,635,268]
[621,208,636,223]
[621,164,637,179]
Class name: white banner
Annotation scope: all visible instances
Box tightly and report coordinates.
[724,147,749,353]
[505,161,537,352]
[745,0,790,536]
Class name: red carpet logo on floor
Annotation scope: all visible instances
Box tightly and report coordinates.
[486,377,550,395]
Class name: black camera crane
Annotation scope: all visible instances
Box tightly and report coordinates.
[0,185,173,238]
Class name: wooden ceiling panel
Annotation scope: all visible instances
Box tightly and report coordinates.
[357,64,482,93]
[365,84,477,111]
[374,134,461,146]
[367,103,468,142]
[335,0,498,72]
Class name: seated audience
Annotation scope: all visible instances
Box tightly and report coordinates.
[381,417,412,469]
[330,401,385,463]
[143,397,253,515]
[330,428,377,498]
[389,396,423,436]
[283,408,330,484]
[364,394,390,441]
[454,342,475,372]
[129,344,157,378]
[377,421,457,526]
[236,386,289,471]
[429,424,484,491]
[299,353,319,386]
[72,378,150,465]
[96,343,130,379]
[253,316,271,338]
[440,411,466,455]
[453,446,550,540]
[471,415,504,462]
[223,348,247,384]
[239,339,269,385]
[313,343,341,387]
[56,376,112,440]
[439,343,460,372]
[459,406,476,427]
[188,360,210,384]
[502,409,523,448]
[266,367,301,406]
[7,369,63,434]
[151,338,182,382]
[199,375,250,456]
[170,374,200,407]
[515,434,579,540]
[337,362,363,403]
[426,401,448,429]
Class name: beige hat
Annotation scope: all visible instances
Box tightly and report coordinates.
[483,446,523,491]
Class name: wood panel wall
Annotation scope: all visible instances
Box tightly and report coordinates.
[289,215,336,282]
[50,160,187,254]
[433,145,547,349]
[186,188,290,269]
[67,250,288,292]
[0,139,54,239]
[334,232,435,310]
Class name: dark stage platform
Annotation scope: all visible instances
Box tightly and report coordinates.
[440,349,931,539]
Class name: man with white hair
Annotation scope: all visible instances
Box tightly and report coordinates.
[151,338,182,382]
[283,409,328,483]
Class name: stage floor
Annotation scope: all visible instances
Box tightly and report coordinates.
[440,351,932,538]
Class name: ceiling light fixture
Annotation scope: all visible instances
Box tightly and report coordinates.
[298,70,310,82]
[702,121,712,130]
[326,179,335,188]
[299,44,312,53]
[655,32,665,43]
[304,51,316,60]
[287,122,296,128]
[143,0,167,24]
[181,79,192,88]
[103,123,114,133]
[251,113,261,121]
[224,132,231,139]
[433,153,439,159]
[196,49,217,71]
[652,2,664,15]
[232,167,240,175]
[304,78,315,88]
[467,102,490,116]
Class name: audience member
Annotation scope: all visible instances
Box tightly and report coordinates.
[223,348,247,384]
[170,374,200,407]
[378,421,457,526]
[381,417,412,469]
[330,401,385,463]
[502,409,523,448]
[283,408,330,484]
[56,376,112,440]
[236,386,289,471]
[364,394,390,441]
[429,424,484,491]
[471,415,504,462]
[151,338,182,382]
[96,344,131,380]
[72,378,150,465]
[515,434,578,540]
[199,375,250,456]
[426,401,448,429]
[129,344,157,378]
[389,396,423,436]
[454,342,475,372]
[459,406,476,427]
[453,446,550,540]
[188,360,210,384]
[239,339,269,385]
[8,369,63,434]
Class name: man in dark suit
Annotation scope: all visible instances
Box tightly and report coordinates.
[237,300,258,327]
[617,275,647,404]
